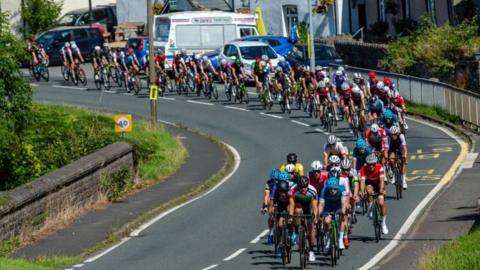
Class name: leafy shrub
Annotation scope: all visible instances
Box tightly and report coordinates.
[100,167,132,201]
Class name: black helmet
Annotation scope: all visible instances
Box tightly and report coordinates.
[277,181,289,193]
[298,176,309,188]
[369,95,378,103]
[287,153,297,164]
[328,168,340,179]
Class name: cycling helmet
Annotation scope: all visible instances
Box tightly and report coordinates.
[370,123,380,133]
[94,46,101,51]
[261,54,269,61]
[326,177,339,189]
[318,80,326,88]
[103,42,109,48]
[120,51,125,58]
[285,163,296,173]
[277,180,290,192]
[276,66,283,73]
[368,71,376,78]
[279,56,285,63]
[335,70,342,76]
[324,77,330,84]
[270,169,280,180]
[315,65,322,71]
[338,66,345,72]
[366,154,378,164]
[320,70,327,77]
[329,155,341,165]
[181,48,187,54]
[341,159,351,170]
[194,54,201,60]
[65,42,71,48]
[202,55,208,61]
[341,82,350,91]
[356,138,367,149]
[235,58,241,65]
[384,77,391,86]
[304,65,311,72]
[352,84,361,94]
[286,153,297,163]
[328,168,340,179]
[311,160,323,171]
[376,81,385,90]
[327,135,338,145]
[278,171,290,182]
[71,43,78,49]
[353,72,362,79]
[220,59,227,65]
[157,48,163,55]
[297,176,309,188]
[390,125,400,135]
[383,110,393,119]
[369,95,378,103]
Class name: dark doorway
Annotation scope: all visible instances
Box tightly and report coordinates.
[358,4,366,29]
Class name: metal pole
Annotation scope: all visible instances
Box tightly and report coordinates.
[148,0,157,125]
[88,0,93,24]
[308,0,315,70]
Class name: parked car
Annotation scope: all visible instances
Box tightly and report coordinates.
[285,43,343,67]
[219,41,279,77]
[36,26,105,65]
[239,35,294,57]
[56,4,117,37]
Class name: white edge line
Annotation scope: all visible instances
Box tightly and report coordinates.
[358,117,467,270]
[224,105,249,112]
[315,128,325,133]
[223,248,247,261]
[201,264,219,270]
[290,120,310,127]
[65,268,74,270]
[52,85,87,91]
[30,83,39,87]
[129,143,240,238]
[72,264,85,268]
[187,100,214,106]
[158,120,177,126]
[250,229,269,244]
[259,112,282,119]
[159,97,176,101]
[248,91,257,95]
[84,237,130,263]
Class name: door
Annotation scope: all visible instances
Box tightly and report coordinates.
[358,4,366,29]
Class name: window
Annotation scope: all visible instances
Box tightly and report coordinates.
[176,24,237,48]
[283,5,298,35]
[155,18,170,42]
[240,27,255,37]
[223,45,239,57]
[57,13,78,26]
[263,39,281,48]
[377,0,386,22]
[57,31,72,43]
[93,9,108,23]
[74,29,89,40]
[315,46,339,60]
[239,45,277,60]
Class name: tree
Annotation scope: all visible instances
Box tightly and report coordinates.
[21,0,62,38]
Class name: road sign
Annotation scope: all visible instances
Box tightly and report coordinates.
[149,85,158,100]
[114,114,132,133]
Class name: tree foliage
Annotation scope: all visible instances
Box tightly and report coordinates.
[21,0,62,37]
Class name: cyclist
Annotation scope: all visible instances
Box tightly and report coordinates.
[30,42,49,67]
[367,95,385,124]
[172,49,189,83]
[353,73,367,96]
[280,153,305,176]
[339,159,358,248]
[92,46,103,80]
[390,90,408,130]
[379,108,399,133]
[191,54,203,90]
[288,176,318,262]
[318,177,348,250]
[308,160,329,195]
[360,154,389,235]
[200,55,218,86]
[387,126,408,189]
[262,169,280,245]
[154,49,167,83]
[338,81,355,133]
[365,123,388,163]
[333,68,347,91]
[219,58,236,92]
[302,67,318,115]
[232,57,246,88]
[367,71,378,95]
[378,85,392,107]
[352,138,373,172]
[125,48,141,90]
[370,79,384,97]
[323,135,348,166]
[59,42,71,71]
[69,42,84,79]
[277,56,294,83]
[253,59,272,93]
[326,155,342,173]
[352,84,367,128]
[269,179,291,257]
[316,79,333,122]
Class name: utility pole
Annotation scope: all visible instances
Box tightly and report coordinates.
[147,0,157,125]
[88,0,93,24]
[308,0,315,71]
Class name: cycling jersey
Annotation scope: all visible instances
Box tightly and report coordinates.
[339,88,353,103]
[319,181,347,214]
[289,184,318,210]
[340,171,358,191]
[352,147,373,170]
[172,55,186,70]
[368,99,385,113]
[154,54,166,69]
[277,62,291,74]
[391,96,405,111]
[352,91,364,106]
[92,52,103,66]
[280,162,305,176]
[271,188,290,212]
[388,134,407,154]
[366,128,388,151]
[377,88,391,106]
[308,171,329,194]
[233,62,244,76]
[317,86,330,100]
[275,72,288,88]
[324,142,348,157]
[360,164,384,183]
[334,74,347,89]
[379,111,399,130]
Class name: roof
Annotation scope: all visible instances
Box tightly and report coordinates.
[45,25,100,32]
[245,35,290,40]
[64,5,113,15]
[156,10,255,19]
[228,41,272,47]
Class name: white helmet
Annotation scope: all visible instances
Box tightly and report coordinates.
[324,77,330,84]
[320,70,327,77]
[94,46,101,51]
[338,66,345,72]
[335,70,342,76]
[329,155,341,165]
[370,123,380,133]
[260,60,266,66]
[194,54,201,60]
[311,160,323,171]
[71,43,78,49]
[202,55,208,61]
[103,42,109,48]
[390,125,401,135]
[120,51,125,58]
[341,82,350,91]
[327,134,338,145]
[65,42,70,48]
[279,56,285,63]
[340,159,351,170]
[376,81,385,90]
[353,72,362,79]
[220,59,227,65]
[318,80,326,88]
[261,54,269,61]
[304,65,310,72]
[352,84,361,94]
[285,163,296,173]
[315,65,322,71]
[181,48,187,54]
[276,66,283,72]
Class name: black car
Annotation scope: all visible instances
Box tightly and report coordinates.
[36,26,105,65]
[56,4,117,36]
[285,44,343,67]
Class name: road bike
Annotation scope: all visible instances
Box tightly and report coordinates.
[94,66,111,91]
[321,102,336,133]
[387,150,404,200]
[224,76,235,102]
[278,83,291,114]
[367,192,383,242]
[272,208,291,266]
[260,77,273,110]
[235,77,249,104]
[289,214,311,270]
[126,69,142,95]
[32,57,49,82]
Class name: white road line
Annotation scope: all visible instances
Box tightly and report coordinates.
[72,264,85,268]
[158,120,177,126]
[102,90,117,94]
[200,264,218,270]
[223,248,247,261]
[259,112,282,119]
[315,128,325,133]
[187,100,214,106]
[84,237,130,263]
[64,268,74,270]
[408,183,438,187]
[129,143,241,238]
[359,117,468,270]
[52,85,87,91]
[250,229,269,244]
[248,91,257,95]
[123,93,135,96]
[159,97,176,101]
[30,83,39,87]
[224,106,249,112]
[290,120,310,127]
[461,153,478,169]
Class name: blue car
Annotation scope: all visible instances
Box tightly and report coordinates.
[239,36,294,57]
[285,43,343,67]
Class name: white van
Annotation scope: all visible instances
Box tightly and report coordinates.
[153,11,258,63]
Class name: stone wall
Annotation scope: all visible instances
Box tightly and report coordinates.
[0,142,134,242]
[332,40,387,70]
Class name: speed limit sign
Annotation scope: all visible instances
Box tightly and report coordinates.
[114,114,132,133]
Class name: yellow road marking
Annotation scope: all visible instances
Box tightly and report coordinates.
[440,142,469,185]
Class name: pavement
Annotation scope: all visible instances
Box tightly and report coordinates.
[375,135,480,270]
[13,123,225,258]
[23,65,466,269]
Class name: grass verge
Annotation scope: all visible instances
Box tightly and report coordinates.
[406,101,462,125]
[0,256,79,270]
[419,227,480,270]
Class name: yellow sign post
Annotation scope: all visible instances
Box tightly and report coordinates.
[149,85,158,100]
[114,114,132,134]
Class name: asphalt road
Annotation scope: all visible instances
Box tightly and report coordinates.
[29,66,461,270]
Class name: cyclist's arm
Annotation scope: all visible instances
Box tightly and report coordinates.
[311,199,318,221]
[288,196,295,218]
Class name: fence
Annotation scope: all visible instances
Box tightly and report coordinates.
[332,65,480,130]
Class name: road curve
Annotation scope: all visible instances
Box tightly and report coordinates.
[30,66,461,270]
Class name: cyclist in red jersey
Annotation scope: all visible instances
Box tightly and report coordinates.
[365,123,388,163]
[338,81,355,133]
[360,154,389,234]
[316,79,332,121]
[308,160,329,194]
[390,90,408,130]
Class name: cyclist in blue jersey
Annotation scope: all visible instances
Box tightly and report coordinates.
[368,95,384,124]
[262,169,280,244]
[352,138,373,171]
[379,108,399,132]
[318,177,348,250]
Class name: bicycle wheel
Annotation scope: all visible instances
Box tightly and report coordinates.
[373,202,381,242]
[176,80,182,95]
[78,68,87,86]
[298,226,307,270]
[133,76,142,95]
[280,94,286,113]
[103,70,111,90]
[313,101,319,118]
[211,83,219,100]
[117,70,124,87]
[94,72,102,90]
[62,66,70,81]
[225,83,232,101]
[243,86,249,104]
[40,65,49,82]
[394,167,402,199]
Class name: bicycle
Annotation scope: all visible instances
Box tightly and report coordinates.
[289,214,311,270]
[278,84,291,114]
[236,77,249,104]
[94,66,110,91]
[126,69,142,94]
[72,63,87,86]
[32,58,49,82]
[272,209,292,266]
[201,72,219,100]
[387,151,404,200]
[320,212,341,266]
[366,192,383,242]
[322,102,336,133]
[224,76,235,101]
[260,77,273,110]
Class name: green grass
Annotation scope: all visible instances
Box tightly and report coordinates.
[419,228,480,270]
[0,256,79,270]
[406,101,462,125]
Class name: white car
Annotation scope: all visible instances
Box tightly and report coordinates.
[219,41,279,78]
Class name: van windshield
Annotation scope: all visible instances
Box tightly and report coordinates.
[239,45,277,60]
[155,18,170,42]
